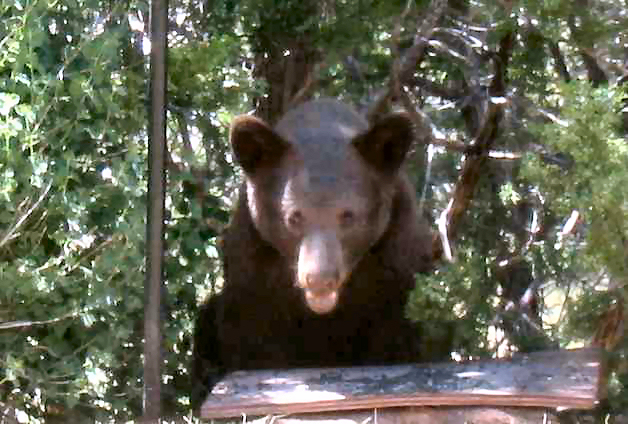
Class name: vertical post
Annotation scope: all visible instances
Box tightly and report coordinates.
[144,0,168,419]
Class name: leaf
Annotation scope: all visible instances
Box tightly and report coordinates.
[0,92,20,116]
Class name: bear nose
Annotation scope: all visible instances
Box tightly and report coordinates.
[305,271,341,292]
[297,231,346,292]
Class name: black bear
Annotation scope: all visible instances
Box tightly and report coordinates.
[191,99,446,410]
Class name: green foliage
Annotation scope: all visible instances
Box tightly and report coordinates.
[518,82,628,411]
[408,246,499,358]
[523,82,628,278]
[1,0,628,421]
[1,0,152,420]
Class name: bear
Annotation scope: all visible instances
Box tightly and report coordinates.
[191,98,449,411]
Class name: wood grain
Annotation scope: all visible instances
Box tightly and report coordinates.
[201,348,602,419]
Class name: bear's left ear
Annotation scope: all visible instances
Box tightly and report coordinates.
[230,115,292,175]
[352,112,414,175]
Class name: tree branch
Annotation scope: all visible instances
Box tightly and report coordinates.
[567,11,608,87]
[548,40,571,82]
[367,0,448,122]
[0,180,53,249]
[0,311,77,332]
[411,76,466,100]
[172,109,227,236]
[433,30,514,262]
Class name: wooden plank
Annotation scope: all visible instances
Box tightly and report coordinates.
[239,407,554,424]
[200,348,602,419]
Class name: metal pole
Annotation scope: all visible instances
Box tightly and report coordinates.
[144,0,168,419]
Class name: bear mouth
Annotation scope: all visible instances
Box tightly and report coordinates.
[304,289,338,314]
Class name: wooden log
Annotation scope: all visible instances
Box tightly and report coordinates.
[200,348,602,420]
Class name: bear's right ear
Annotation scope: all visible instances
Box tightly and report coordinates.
[230,115,292,175]
[352,112,414,176]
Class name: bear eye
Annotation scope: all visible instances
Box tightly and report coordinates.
[287,210,304,230]
[339,210,356,227]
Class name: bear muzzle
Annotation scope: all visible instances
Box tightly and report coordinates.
[304,287,339,315]
[297,232,347,314]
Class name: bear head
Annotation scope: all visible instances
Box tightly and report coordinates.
[229,99,414,314]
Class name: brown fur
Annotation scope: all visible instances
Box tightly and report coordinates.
[191,99,443,410]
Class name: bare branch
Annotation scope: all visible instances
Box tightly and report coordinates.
[398,0,448,83]
[390,0,414,58]
[426,39,473,65]
[367,0,448,122]
[547,40,571,82]
[287,61,326,109]
[0,179,53,249]
[173,108,193,155]
[580,47,609,87]
[0,311,77,331]
[512,95,569,127]
[411,76,464,100]
[432,30,514,262]
[567,11,608,87]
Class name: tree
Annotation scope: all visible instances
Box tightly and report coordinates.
[0,0,626,421]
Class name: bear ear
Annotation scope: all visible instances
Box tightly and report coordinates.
[352,112,414,175]
[230,115,292,175]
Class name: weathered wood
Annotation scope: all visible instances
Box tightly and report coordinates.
[200,348,602,420]
[239,407,554,424]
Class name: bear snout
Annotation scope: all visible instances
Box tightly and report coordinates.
[297,232,347,314]
[300,266,344,314]
[304,270,341,290]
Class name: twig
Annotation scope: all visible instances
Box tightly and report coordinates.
[0,180,53,249]
[287,61,325,109]
[0,311,77,331]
